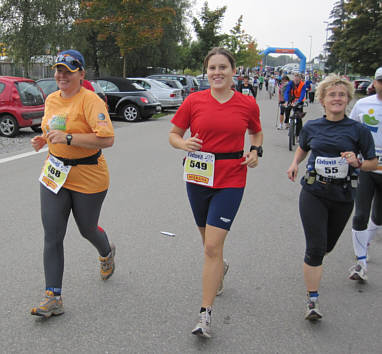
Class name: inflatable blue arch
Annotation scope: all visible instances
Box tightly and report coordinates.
[260,47,306,73]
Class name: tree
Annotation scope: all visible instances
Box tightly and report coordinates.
[76,0,175,77]
[327,0,382,75]
[121,0,193,75]
[191,1,227,69]
[326,0,348,73]
[342,0,382,75]
[224,16,261,69]
[0,0,79,76]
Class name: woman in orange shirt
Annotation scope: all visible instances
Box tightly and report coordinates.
[30,50,115,318]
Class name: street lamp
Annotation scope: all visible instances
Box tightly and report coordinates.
[308,35,312,63]
[290,42,294,63]
[323,21,329,59]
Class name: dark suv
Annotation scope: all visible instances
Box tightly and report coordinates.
[0,76,45,137]
[147,74,199,98]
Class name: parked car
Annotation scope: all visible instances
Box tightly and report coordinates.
[353,79,371,90]
[0,76,45,137]
[89,80,108,103]
[128,78,183,110]
[356,81,371,95]
[198,78,210,91]
[36,78,58,97]
[95,77,161,122]
[156,79,185,97]
[147,74,199,97]
[37,78,107,103]
[367,82,376,96]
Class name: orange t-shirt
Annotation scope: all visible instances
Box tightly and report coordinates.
[41,87,114,194]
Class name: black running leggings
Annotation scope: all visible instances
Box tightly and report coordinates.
[352,171,382,230]
[40,185,111,288]
[299,188,354,266]
[284,105,303,137]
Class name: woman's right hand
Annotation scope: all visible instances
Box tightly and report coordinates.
[31,135,47,152]
[287,163,298,182]
[184,133,203,152]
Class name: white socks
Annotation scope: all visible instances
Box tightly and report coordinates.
[352,229,369,268]
[367,218,381,244]
[352,219,382,268]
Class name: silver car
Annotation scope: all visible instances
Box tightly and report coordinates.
[128,78,183,110]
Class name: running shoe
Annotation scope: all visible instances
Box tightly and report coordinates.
[216,259,229,296]
[305,299,322,321]
[99,242,116,280]
[31,290,64,318]
[192,308,212,338]
[348,262,368,281]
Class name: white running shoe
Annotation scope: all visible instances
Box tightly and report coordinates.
[216,259,229,296]
[192,308,212,338]
[305,299,322,321]
[349,262,368,281]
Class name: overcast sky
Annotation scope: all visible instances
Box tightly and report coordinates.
[194,0,337,60]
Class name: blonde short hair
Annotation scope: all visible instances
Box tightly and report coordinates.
[316,74,354,102]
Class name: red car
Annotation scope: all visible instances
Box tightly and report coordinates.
[0,76,45,137]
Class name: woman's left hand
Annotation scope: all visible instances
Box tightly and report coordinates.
[46,130,67,145]
[241,151,258,168]
[341,151,361,168]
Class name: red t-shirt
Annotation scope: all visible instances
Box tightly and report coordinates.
[171,89,261,188]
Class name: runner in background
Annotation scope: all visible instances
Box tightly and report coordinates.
[238,75,257,98]
[348,67,382,281]
[278,75,290,130]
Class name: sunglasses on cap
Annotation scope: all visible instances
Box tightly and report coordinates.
[56,54,83,69]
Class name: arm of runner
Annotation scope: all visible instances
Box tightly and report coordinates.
[250,86,256,97]
[241,130,263,168]
[169,125,203,152]
[46,130,114,149]
[287,146,308,181]
[340,151,378,171]
[31,135,47,152]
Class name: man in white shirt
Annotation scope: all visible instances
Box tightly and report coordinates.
[349,67,382,281]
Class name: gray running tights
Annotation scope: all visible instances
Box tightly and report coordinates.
[40,185,111,288]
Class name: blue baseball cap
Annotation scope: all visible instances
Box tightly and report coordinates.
[52,49,85,72]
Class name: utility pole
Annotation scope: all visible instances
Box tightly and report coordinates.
[308,35,312,63]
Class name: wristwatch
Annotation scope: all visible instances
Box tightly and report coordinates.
[250,145,263,157]
[66,134,73,146]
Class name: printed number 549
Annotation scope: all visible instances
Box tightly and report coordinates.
[190,160,207,170]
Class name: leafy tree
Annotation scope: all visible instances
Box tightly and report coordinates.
[342,0,382,75]
[0,0,78,76]
[76,0,175,77]
[224,16,261,69]
[191,1,227,69]
[326,0,350,73]
[327,0,382,75]
[121,0,193,75]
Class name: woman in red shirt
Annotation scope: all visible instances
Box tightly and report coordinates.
[169,47,263,338]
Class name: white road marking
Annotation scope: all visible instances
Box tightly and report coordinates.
[0,147,48,164]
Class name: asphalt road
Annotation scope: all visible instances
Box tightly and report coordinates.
[1,90,381,354]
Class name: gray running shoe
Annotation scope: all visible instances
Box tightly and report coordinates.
[99,242,116,280]
[216,259,229,296]
[305,299,322,321]
[31,290,64,318]
[192,308,212,338]
[349,262,368,281]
